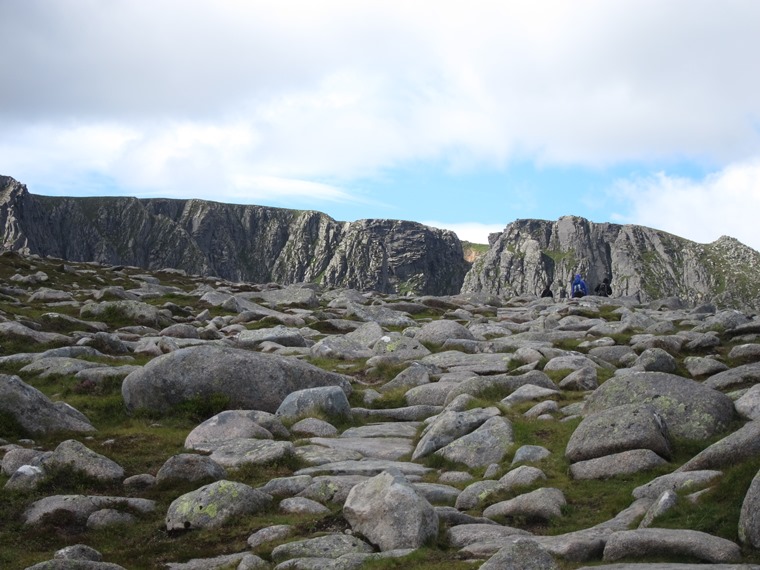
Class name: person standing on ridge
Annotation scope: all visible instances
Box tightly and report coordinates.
[571,274,588,298]
[595,277,612,297]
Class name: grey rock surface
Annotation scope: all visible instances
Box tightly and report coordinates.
[122,345,351,413]
[565,404,672,462]
[0,374,95,435]
[603,528,741,563]
[583,372,735,440]
[165,480,272,530]
[343,469,439,551]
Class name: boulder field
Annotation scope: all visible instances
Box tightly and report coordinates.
[3,252,760,568]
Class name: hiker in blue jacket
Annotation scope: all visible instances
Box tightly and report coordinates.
[571,274,588,298]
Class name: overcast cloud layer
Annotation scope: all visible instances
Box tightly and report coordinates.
[2,1,760,248]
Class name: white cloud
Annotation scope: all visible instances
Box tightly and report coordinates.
[611,160,760,252]
[2,1,760,212]
[422,221,505,244]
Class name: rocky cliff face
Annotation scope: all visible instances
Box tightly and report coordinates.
[0,176,467,295]
[4,175,760,310]
[462,216,760,312]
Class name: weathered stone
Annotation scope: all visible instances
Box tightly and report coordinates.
[271,533,373,563]
[570,449,668,480]
[446,523,532,548]
[184,409,287,450]
[279,497,330,515]
[343,469,439,551]
[704,362,760,391]
[86,508,137,529]
[309,335,372,360]
[24,495,156,526]
[736,384,760,420]
[634,348,677,373]
[632,470,723,500]
[584,372,735,440]
[683,356,730,378]
[0,321,70,345]
[412,407,501,460]
[122,345,351,414]
[247,524,295,549]
[165,480,272,530]
[483,487,566,521]
[379,364,430,393]
[238,325,308,348]
[308,436,413,461]
[290,417,338,437]
[639,490,678,528]
[566,404,672,462]
[603,529,741,563]
[499,466,547,491]
[455,480,505,510]
[443,370,557,406]
[42,440,124,481]
[276,386,351,420]
[80,300,173,328]
[54,544,103,561]
[559,367,599,391]
[480,538,559,570]
[208,439,294,469]
[415,320,475,346]
[502,384,560,406]
[155,454,226,484]
[435,416,514,467]
[677,421,760,472]
[512,445,551,465]
[20,357,102,379]
[298,475,368,504]
[405,381,461,406]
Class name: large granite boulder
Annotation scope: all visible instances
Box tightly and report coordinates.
[275,386,351,420]
[565,404,672,462]
[165,480,272,530]
[583,372,734,439]
[0,374,95,435]
[343,469,439,551]
[122,345,351,414]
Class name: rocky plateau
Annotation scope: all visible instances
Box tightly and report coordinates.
[3,250,760,569]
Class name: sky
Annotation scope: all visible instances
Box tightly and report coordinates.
[2,1,760,249]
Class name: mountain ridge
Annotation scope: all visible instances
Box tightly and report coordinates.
[2,175,760,311]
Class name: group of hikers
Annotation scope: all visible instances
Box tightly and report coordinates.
[540,274,612,300]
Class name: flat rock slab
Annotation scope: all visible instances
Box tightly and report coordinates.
[352,405,443,421]
[208,439,294,469]
[570,449,668,480]
[294,445,363,465]
[420,351,512,372]
[445,523,532,548]
[308,437,413,461]
[632,470,723,500]
[20,357,103,378]
[340,423,421,438]
[24,495,156,526]
[271,533,373,563]
[295,459,432,478]
[603,529,741,563]
[579,566,760,570]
